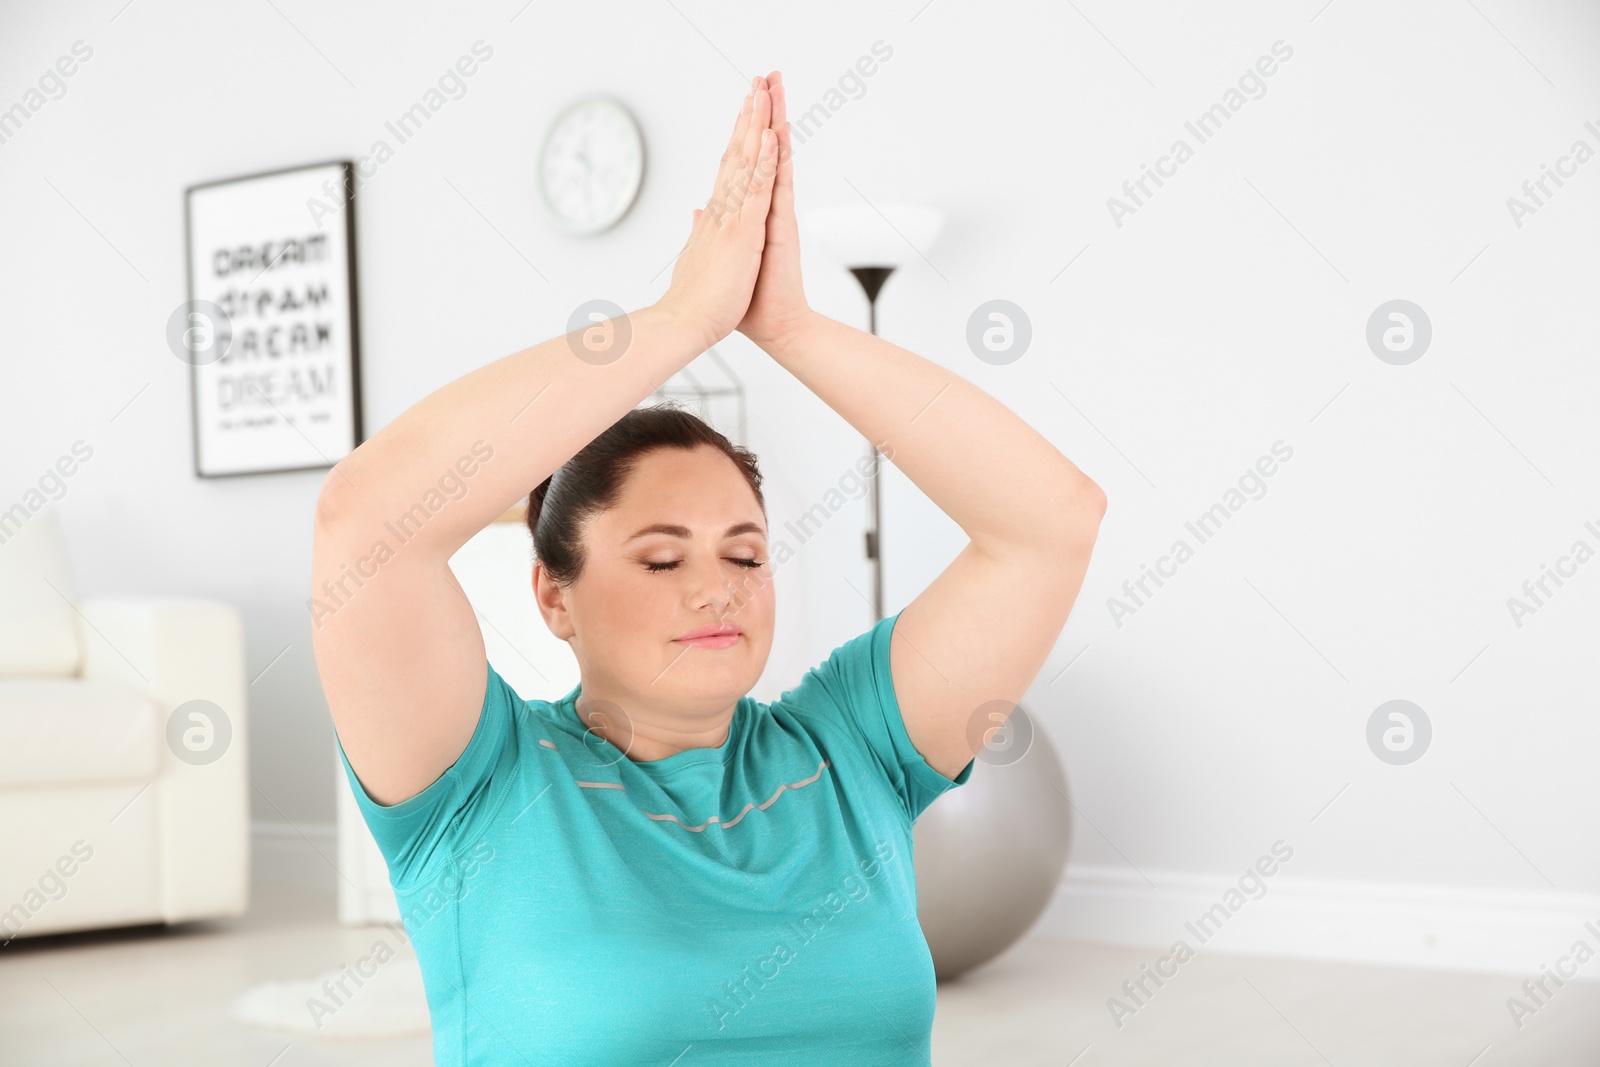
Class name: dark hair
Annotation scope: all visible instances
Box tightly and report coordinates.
[526,402,765,587]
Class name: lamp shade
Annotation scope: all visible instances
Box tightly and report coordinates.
[803,202,945,269]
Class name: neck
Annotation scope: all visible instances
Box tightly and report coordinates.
[572,688,738,762]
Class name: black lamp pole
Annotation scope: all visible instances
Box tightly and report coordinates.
[849,265,895,622]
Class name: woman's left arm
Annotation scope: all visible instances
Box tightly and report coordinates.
[764,313,1107,780]
[740,70,1106,781]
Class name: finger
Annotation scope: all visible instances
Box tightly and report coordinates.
[768,74,793,215]
[767,71,785,128]
[744,126,778,217]
[752,78,771,144]
[726,83,754,159]
[709,86,754,210]
[741,80,770,170]
[732,84,771,209]
[745,74,787,227]
[764,73,787,176]
[723,88,752,178]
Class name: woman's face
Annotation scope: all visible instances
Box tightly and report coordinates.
[536,445,775,715]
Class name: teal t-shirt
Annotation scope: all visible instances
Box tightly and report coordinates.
[336,610,975,1066]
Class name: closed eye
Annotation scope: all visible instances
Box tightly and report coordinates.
[645,559,766,573]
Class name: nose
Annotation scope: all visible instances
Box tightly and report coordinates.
[685,554,738,614]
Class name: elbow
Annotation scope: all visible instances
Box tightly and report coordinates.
[1066,473,1107,521]
[313,467,356,534]
[1057,477,1107,542]
[1080,478,1108,519]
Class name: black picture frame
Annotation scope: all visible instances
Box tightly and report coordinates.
[183,159,365,478]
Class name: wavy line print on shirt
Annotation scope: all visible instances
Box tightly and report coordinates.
[536,740,832,834]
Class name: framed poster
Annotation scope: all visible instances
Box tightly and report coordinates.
[183,160,364,477]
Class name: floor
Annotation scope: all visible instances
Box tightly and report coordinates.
[1,837,1596,1065]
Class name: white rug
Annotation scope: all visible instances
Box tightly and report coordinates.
[228,950,431,1039]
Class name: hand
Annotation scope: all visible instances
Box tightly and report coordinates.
[659,77,780,349]
[736,71,813,351]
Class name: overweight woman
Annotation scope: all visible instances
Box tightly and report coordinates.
[311,71,1105,1066]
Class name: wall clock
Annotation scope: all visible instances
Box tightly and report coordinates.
[538,96,644,235]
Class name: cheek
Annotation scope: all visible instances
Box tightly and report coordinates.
[610,569,670,607]
[744,569,778,608]
[578,566,654,626]
[727,570,772,617]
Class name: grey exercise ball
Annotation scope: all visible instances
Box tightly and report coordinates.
[913,708,1072,981]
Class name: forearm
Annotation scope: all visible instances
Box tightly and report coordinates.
[762,311,1105,551]
[315,301,709,554]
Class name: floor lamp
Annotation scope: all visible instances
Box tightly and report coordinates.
[803,203,946,621]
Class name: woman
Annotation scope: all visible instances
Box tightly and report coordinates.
[311,71,1105,1065]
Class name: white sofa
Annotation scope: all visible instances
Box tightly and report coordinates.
[0,507,249,943]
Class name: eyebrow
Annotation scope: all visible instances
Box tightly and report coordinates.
[623,522,767,544]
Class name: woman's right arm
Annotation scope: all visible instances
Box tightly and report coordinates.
[312,76,780,807]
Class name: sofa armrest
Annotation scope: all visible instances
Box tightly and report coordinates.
[75,597,250,923]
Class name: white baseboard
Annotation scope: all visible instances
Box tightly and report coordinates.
[251,820,339,895]
[1040,864,1600,981]
[247,823,1600,980]
[251,819,336,842]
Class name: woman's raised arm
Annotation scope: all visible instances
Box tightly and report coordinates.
[737,70,1105,780]
[315,79,779,554]
[311,77,780,808]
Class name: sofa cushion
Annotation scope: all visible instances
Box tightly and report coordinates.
[0,507,85,677]
[0,680,160,787]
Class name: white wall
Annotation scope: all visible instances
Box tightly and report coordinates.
[4,0,1598,972]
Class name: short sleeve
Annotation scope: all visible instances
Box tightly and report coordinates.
[334,658,522,889]
[778,611,974,824]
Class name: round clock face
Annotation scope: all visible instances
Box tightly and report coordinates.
[538,97,644,235]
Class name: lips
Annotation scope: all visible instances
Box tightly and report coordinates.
[675,623,742,641]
